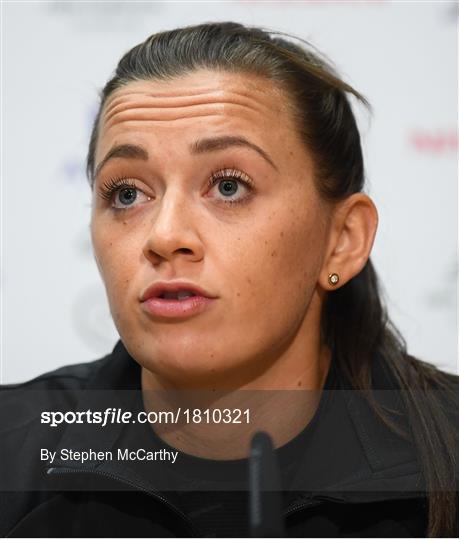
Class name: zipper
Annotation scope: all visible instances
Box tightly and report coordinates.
[284,498,322,518]
[284,494,347,519]
[47,466,201,537]
[48,468,348,535]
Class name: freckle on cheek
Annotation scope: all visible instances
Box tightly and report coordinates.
[123,221,127,226]
[297,381,302,387]
[271,250,277,257]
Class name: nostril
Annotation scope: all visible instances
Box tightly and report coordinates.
[177,248,193,255]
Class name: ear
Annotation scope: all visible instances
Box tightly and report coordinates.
[319,193,378,290]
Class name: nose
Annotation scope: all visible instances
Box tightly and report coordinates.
[142,187,204,266]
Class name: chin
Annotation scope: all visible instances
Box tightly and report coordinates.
[133,337,225,379]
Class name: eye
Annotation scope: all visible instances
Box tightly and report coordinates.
[207,168,254,205]
[117,187,138,206]
[98,177,152,210]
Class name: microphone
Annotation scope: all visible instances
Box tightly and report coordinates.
[248,431,286,537]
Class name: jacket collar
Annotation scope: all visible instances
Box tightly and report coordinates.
[47,340,424,507]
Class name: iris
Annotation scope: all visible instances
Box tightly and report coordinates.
[118,188,137,206]
[219,180,238,196]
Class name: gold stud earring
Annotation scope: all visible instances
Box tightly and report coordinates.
[328,273,339,286]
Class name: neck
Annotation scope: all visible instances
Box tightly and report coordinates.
[140,343,331,460]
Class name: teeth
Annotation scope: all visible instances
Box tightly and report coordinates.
[177,291,195,300]
[162,291,195,300]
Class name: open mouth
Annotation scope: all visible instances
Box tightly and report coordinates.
[140,283,215,318]
[158,291,198,300]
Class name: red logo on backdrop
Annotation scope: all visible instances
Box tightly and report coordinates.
[410,129,458,154]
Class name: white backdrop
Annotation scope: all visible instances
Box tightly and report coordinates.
[1,0,457,383]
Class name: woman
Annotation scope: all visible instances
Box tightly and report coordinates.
[1,22,458,538]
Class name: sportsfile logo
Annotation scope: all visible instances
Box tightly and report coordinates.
[40,407,251,427]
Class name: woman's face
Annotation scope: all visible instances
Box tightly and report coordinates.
[90,70,333,387]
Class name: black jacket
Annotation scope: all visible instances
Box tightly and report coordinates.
[1,341,457,537]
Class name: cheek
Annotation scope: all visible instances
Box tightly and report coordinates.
[281,217,324,285]
[233,206,325,316]
[90,219,138,306]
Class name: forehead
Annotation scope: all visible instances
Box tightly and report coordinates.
[95,70,297,163]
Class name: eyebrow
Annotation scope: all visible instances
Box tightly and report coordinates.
[189,136,278,171]
[94,144,149,179]
[94,135,277,179]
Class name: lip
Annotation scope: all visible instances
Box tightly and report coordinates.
[140,281,217,320]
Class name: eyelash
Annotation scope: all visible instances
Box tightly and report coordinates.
[207,167,254,205]
[97,168,254,209]
[97,176,139,203]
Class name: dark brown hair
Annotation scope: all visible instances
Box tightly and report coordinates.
[86,22,458,536]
